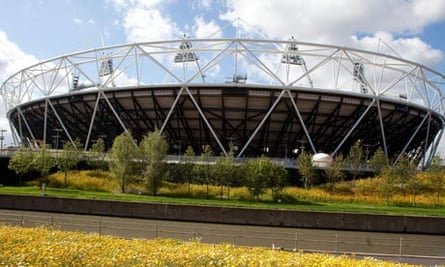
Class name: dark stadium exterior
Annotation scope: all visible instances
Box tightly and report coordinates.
[2,37,444,168]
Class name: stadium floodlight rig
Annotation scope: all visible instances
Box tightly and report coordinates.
[1,34,445,168]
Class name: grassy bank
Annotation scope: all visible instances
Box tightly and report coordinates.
[1,185,444,217]
[1,170,444,217]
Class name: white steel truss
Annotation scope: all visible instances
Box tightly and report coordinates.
[1,38,445,168]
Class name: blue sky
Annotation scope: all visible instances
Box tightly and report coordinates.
[0,0,445,150]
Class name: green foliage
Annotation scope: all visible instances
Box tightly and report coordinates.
[426,156,445,206]
[198,144,213,199]
[9,145,58,186]
[346,140,364,178]
[88,138,107,170]
[267,163,287,201]
[213,151,236,199]
[324,154,345,187]
[241,156,274,200]
[109,131,138,193]
[140,130,169,196]
[368,147,387,174]
[297,150,316,189]
[181,146,196,194]
[58,139,83,186]
[8,146,35,181]
[393,156,420,206]
[378,165,397,204]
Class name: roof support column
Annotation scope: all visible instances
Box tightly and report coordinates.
[394,112,430,165]
[333,98,376,156]
[183,87,227,156]
[286,89,317,153]
[237,89,286,158]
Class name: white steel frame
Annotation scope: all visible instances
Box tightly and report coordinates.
[1,38,445,167]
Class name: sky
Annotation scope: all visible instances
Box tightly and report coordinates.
[0,0,445,153]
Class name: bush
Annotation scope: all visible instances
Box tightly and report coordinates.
[46,171,118,192]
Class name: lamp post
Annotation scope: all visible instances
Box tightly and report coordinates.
[0,129,6,152]
[52,129,62,149]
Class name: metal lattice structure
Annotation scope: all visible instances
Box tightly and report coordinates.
[1,37,445,167]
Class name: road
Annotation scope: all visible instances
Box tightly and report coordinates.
[1,209,444,265]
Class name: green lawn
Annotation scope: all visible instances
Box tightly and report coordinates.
[1,185,444,217]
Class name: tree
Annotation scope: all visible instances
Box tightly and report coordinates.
[109,132,138,193]
[9,145,56,186]
[58,139,83,186]
[213,151,236,199]
[378,165,396,204]
[297,150,316,189]
[394,156,419,206]
[33,145,57,186]
[8,146,35,184]
[368,147,387,175]
[140,130,169,196]
[199,144,213,199]
[347,140,364,179]
[242,156,272,200]
[426,156,445,206]
[88,138,107,170]
[268,163,287,201]
[324,154,345,190]
[181,145,196,194]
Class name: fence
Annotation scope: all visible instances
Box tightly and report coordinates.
[1,211,444,262]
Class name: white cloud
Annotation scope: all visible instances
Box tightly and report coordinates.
[73,18,82,25]
[0,31,38,81]
[191,0,213,11]
[88,19,96,25]
[192,17,222,38]
[412,0,445,27]
[112,0,179,42]
[0,31,38,145]
[219,0,444,67]
[221,0,445,42]
[352,32,443,68]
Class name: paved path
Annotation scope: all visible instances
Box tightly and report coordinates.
[1,209,444,265]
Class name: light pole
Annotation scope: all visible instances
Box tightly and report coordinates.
[52,129,62,149]
[0,129,6,152]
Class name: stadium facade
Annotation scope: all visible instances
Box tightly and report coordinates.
[1,36,445,168]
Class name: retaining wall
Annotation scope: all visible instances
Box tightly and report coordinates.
[0,194,443,234]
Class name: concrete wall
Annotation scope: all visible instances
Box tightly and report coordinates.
[0,194,443,234]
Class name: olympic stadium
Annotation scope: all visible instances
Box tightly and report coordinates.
[1,36,445,168]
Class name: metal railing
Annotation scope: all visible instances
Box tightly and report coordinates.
[1,212,444,261]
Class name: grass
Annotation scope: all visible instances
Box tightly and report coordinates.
[1,170,444,217]
[1,185,445,217]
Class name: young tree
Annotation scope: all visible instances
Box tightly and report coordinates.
[242,156,272,201]
[324,154,345,190]
[88,138,107,170]
[268,163,287,201]
[213,151,236,199]
[394,156,419,206]
[200,144,213,199]
[33,145,57,186]
[109,131,138,193]
[368,147,388,175]
[426,156,445,206]
[58,139,83,186]
[8,146,35,184]
[347,140,364,179]
[140,130,169,196]
[378,165,396,204]
[181,145,196,194]
[297,150,316,189]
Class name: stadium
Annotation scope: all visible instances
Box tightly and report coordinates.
[1,36,445,168]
